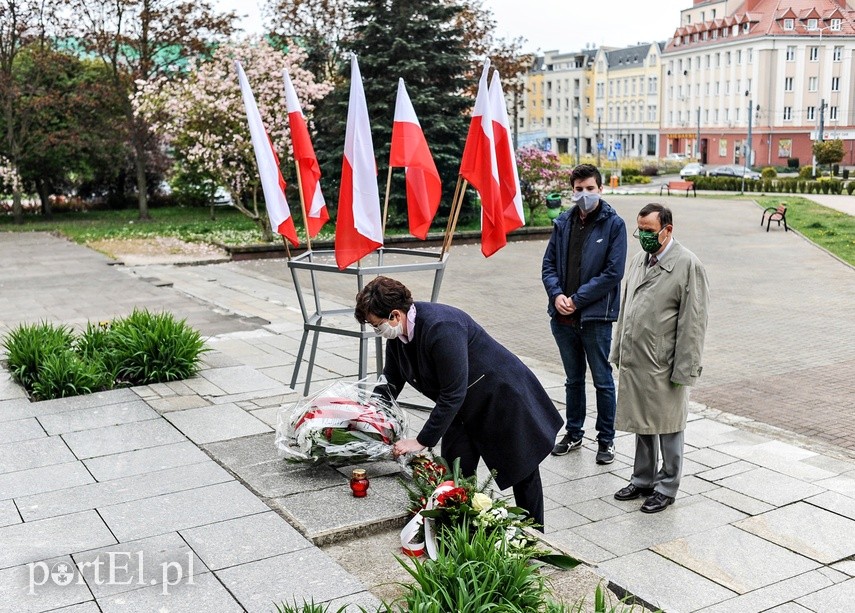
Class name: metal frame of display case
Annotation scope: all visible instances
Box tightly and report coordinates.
[287,247,448,396]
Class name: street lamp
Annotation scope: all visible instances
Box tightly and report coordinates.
[805,22,834,177]
[574,104,581,166]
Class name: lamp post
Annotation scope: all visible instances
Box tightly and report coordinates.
[741,90,753,194]
[574,104,581,166]
[808,23,833,177]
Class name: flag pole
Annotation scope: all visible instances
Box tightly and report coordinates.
[381,166,393,237]
[281,235,292,261]
[440,178,467,259]
[441,176,463,255]
[294,161,312,252]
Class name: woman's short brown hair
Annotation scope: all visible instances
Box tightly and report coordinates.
[354,276,414,324]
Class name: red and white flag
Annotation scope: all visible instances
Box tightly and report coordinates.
[235,61,299,246]
[335,55,383,269]
[489,70,525,232]
[390,78,441,240]
[459,60,504,257]
[283,68,329,238]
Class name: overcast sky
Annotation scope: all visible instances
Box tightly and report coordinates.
[217,0,690,53]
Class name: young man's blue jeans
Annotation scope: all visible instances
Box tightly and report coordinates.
[550,319,616,443]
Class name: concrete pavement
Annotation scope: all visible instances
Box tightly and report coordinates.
[1,192,854,612]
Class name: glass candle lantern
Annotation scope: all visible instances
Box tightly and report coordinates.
[350,468,369,497]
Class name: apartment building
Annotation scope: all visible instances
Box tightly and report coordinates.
[662,0,855,167]
[593,42,665,159]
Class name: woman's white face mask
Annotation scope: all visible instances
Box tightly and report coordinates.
[378,320,402,340]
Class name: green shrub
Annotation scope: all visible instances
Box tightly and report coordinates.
[3,322,75,389]
[109,309,207,385]
[274,602,353,613]
[640,165,659,177]
[761,167,777,178]
[847,182,855,195]
[621,167,640,178]
[30,350,107,400]
[799,166,814,179]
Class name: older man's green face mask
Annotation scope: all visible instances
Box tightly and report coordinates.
[637,229,663,253]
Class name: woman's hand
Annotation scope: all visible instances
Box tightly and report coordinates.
[392,438,426,457]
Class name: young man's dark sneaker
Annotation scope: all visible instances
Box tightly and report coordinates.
[552,433,583,456]
[596,440,615,464]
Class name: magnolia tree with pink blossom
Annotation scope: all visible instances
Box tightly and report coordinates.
[516,147,573,218]
[133,38,331,241]
[0,156,22,194]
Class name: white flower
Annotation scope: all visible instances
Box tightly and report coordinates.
[471,493,492,512]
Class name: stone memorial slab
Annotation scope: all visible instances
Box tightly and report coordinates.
[0,461,94,501]
[97,569,243,613]
[0,417,44,444]
[573,497,747,557]
[73,532,208,598]
[0,510,115,569]
[215,549,367,613]
[543,472,627,507]
[38,401,157,435]
[180,511,311,570]
[736,502,855,564]
[0,556,94,613]
[599,550,737,611]
[795,578,855,611]
[164,404,271,445]
[0,436,75,473]
[18,460,231,521]
[82,441,211,481]
[652,524,819,594]
[694,569,833,613]
[199,365,282,395]
[203,432,277,469]
[715,468,823,506]
[62,419,185,459]
[98,481,268,542]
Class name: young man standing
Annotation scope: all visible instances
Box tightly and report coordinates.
[542,164,627,464]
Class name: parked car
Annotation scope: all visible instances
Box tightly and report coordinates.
[212,186,233,206]
[680,163,706,178]
[665,153,688,161]
[707,165,761,180]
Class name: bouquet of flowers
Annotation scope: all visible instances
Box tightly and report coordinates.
[275,378,407,465]
[399,455,579,568]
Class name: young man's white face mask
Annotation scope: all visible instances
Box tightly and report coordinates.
[378,320,402,340]
[571,191,600,213]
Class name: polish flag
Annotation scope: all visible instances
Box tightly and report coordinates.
[459,60,504,257]
[235,61,299,246]
[489,70,525,232]
[335,55,383,269]
[283,69,329,238]
[390,78,441,240]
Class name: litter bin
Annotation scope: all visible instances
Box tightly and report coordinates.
[609,175,619,188]
[545,193,563,220]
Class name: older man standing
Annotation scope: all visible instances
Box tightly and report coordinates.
[610,203,710,513]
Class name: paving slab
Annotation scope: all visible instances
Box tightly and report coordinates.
[214,549,368,613]
[761,604,813,613]
[599,549,737,612]
[198,365,283,395]
[735,502,855,564]
[0,511,116,570]
[701,487,775,516]
[72,532,208,599]
[96,570,242,613]
[795,578,855,611]
[0,461,94,501]
[543,528,616,564]
[179,511,311,570]
[684,419,741,448]
[695,460,758,482]
[0,417,44,445]
[568,498,626,522]
[37,401,157,436]
[97,481,269,542]
[0,437,76,473]
[228,458,345,498]
[7,390,142,421]
[0,499,19,528]
[816,472,855,498]
[17,460,232,522]
[684,447,741,469]
[543,472,628,507]
[572,496,747,557]
[713,467,824,506]
[0,556,94,613]
[81,440,211,482]
[163,403,272,445]
[709,440,837,482]
[61,419,185,460]
[804,490,855,521]
[540,449,629,480]
[146,394,211,413]
[652,524,820,594]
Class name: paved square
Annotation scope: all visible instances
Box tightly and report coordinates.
[163,403,272,445]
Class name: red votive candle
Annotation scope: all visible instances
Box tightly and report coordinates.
[350,468,370,497]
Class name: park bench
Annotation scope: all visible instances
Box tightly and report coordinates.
[761,205,788,232]
[659,180,696,197]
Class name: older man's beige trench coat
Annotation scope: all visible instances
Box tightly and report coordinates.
[610,240,710,435]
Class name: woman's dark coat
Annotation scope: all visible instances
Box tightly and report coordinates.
[380,302,562,490]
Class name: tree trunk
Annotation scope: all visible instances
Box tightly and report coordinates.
[134,137,150,220]
[12,186,23,224]
[35,178,52,219]
[253,187,273,241]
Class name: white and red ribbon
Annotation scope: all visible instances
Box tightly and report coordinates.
[400,480,456,559]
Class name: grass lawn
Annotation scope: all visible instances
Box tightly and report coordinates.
[754,196,855,266]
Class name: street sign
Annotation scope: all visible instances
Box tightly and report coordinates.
[607,150,617,161]
[614,142,622,151]
[597,142,605,151]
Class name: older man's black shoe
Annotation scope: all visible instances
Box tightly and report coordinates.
[640,491,675,513]
[614,483,654,501]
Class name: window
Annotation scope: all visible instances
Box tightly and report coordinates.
[705,55,711,68]
[715,53,721,67]
[668,111,673,124]
[747,78,752,92]
[807,18,818,31]
[702,31,708,41]
[807,106,816,121]
[725,109,730,122]
[783,106,792,120]
[784,77,794,91]
[695,56,700,69]
[733,25,739,36]
[831,18,842,31]
[748,48,754,63]
[714,109,720,122]
[809,47,819,61]
[705,82,710,94]
[705,109,710,122]
[547,117,552,127]
[737,50,742,64]
[715,81,720,94]
[830,106,838,120]
[832,77,840,91]
[786,46,796,61]
[726,51,732,65]
[723,27,729,38]
[736,108,741,121]
[712,29,718,39]
[783,19,794,30]
[809,76,818,91]
[650,55,657,66]
[744,22,750,33]
[712,9,716,18]
[725,81,731,94]
[834,46,843,61]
